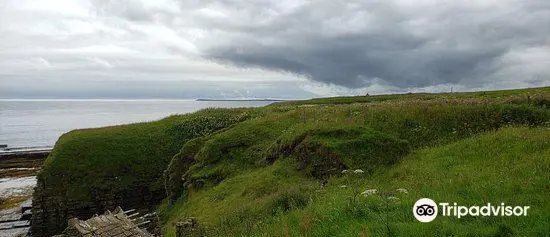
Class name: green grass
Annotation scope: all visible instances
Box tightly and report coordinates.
[165,102,548,201]
[161,127,550,237]
[160,159,318,237]
[244,127,550,237]
[159,88,549,236]
[38,108,258,208]
[275,86,549,106]
[36,86,550,236]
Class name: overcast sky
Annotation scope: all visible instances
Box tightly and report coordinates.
[0,0,549,99]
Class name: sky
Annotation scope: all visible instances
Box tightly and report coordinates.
[0,0,549,99]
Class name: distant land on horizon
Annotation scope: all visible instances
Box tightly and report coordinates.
[195,98,287,102]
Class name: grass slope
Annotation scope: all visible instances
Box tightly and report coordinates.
[262,126,550,237]
[159,88,549,236]
[161,127,549,237]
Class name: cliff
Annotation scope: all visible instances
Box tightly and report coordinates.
[30,108,257,236]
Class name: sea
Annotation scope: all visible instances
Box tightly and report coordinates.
[0,99,274,148]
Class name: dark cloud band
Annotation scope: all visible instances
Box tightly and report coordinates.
[192,0,550,89]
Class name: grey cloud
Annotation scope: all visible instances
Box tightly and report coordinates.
[2,0,549,100]
[82,0,550,89]
[92,0,154,22]
[193,0,550,89]
[206,34,506,88]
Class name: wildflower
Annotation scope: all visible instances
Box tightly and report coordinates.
[339,185,347,188]
[361,189,377,197]
[387,196,399,201]
[353,169,364,174]
[396,188,408,194]
[341,169,349,174]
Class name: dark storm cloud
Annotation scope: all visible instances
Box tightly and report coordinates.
[207,35,507,88]
[193,0,550,89]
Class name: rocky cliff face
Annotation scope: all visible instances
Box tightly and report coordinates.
[30,177,163,237]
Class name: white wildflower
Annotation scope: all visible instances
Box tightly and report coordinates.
[361,189,377,196]
[339,185,347,188]
[387,196,399,201]
[353,169,364,174]
[396,188,408,194]
[341,169,349,174]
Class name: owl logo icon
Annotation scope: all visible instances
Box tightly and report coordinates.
[413,198,438,222]
[416,204,436,216]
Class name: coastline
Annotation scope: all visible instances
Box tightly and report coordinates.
[0,147,52,158]
[0,148,47,236]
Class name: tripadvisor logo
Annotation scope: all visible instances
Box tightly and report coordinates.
[413,198,438,222]
[413,198,530,223]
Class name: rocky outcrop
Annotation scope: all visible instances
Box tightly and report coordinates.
[30,179,163,237]
[176,218,202,237]
[52,207,154,237]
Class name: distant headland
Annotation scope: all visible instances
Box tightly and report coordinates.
[195,98,286,102]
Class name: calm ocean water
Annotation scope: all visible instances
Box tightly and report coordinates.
[0,99,273,148]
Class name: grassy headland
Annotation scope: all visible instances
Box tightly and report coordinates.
[32,108,260,235]
[34,87,549,236]
[39,108,258,203]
